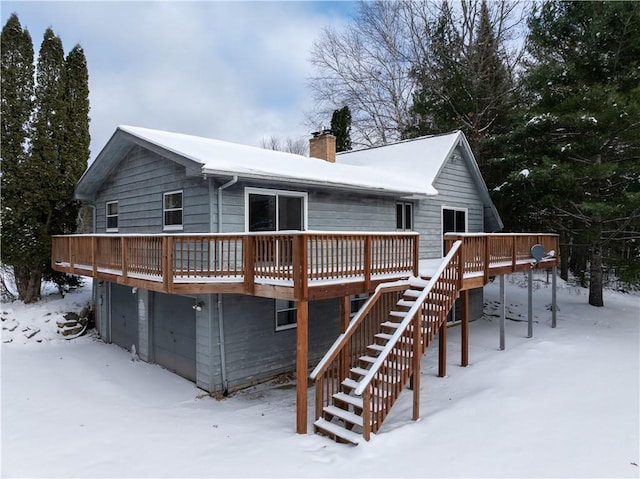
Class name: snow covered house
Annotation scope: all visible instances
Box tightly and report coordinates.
[52,126,558,443]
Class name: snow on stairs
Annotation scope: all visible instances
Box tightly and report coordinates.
[314,279,441,445]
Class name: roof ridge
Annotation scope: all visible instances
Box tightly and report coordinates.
[337,130,461,156]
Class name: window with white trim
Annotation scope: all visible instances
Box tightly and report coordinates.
[106,201,118,232]
[396,202,413,231]
[275,299,297,331]
[163,191,183,231]
[245,188,307,232]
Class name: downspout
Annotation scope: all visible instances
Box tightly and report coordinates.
[215,175,238,394]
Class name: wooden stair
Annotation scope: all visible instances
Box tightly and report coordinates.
[312,243,463,444]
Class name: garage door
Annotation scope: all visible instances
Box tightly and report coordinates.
[153,293,196,382]
[110,283,138,352]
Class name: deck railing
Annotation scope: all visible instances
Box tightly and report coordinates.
[444,233,559,283]
[51,232,420,300]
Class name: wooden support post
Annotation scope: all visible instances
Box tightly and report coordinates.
[293,234,308,301]
[552,266,557,328]
[68,238,74,274]
[296,300,309,434]
[438,317,447,377]
[121,237,129,280]
[338,295,351,381]
[364,236,372,292]
[362,388,371,441]
[92,236,98,277]
[483,237,490,284]
[243,235,255,295]
[527,268,533,338]
[412,234,420,277]
[412,312,421,420]
[164,236,174,293]
[499,275,506,350]
[461,290,469,367]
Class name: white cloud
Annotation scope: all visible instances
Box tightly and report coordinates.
[2,1,354,162]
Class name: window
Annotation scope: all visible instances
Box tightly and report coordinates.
[350,293,369,319]
[106,201,118,232]
[275,299,297,331]
[442,207,467,255]
[163,191,183,230]
[246,188,306,232]
[396,202,413,231]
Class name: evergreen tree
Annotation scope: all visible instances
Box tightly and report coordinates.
[1,18,90,302]
[493,1,640,305]
[1,14,35,301]
[330,106,352,152]
[407,0,516,187]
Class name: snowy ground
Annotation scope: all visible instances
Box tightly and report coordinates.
[1,273,638,478]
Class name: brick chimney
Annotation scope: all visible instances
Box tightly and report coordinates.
[309,129,336,163]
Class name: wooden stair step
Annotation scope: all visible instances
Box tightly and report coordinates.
[404,289,422,298]
[333,392,364,409]
[396,299,416,308]
[389,311,409,319]
[375,332,413,344]
[351,364,404,384]
[359,355,378,364]
[350,366,370,376]
[366,343,386,353]
[341,377,393,397]
[342,377,361,389]
[314,418,361,445]
[323,405,364,427]
[410,277,430,288]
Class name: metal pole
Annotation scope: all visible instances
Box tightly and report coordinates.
[552,266,557,328]
[500,275,506,350]
[527,269,533,338]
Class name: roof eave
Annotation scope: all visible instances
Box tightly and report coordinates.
[201,167,433,198]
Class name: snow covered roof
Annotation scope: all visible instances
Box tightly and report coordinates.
[337,131,462,191]
[115,126,431,197]
[75,126,501,232]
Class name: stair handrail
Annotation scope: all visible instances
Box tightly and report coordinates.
[309,278,410,381]
[354,240,463,396]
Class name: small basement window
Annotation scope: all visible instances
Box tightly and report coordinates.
[106,201,118,232]
[163,191,183,231]
[350,293,369,318]
[275,299,297,331]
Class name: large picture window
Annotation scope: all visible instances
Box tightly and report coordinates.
[106,201,118,232]
[245,188,306,232]
[163,191,183,231]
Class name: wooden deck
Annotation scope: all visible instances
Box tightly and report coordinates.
[51,232,559,301]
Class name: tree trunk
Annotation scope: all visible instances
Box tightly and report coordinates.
[588,245,604,307]
[14,265,43,303]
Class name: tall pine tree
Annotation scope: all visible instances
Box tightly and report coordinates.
[1,18,90,302]
[407,0,516,187]
[494,1,640,306]
[1,14,36,301]
[330,106,352,152]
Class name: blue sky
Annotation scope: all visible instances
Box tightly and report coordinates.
[1,1,356,162]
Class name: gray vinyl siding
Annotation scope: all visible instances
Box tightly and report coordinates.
[221,294,339,391]
[94,146,210,233]
[414,148,485,259]
[195,294,222,392]
[215,150,484,261]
